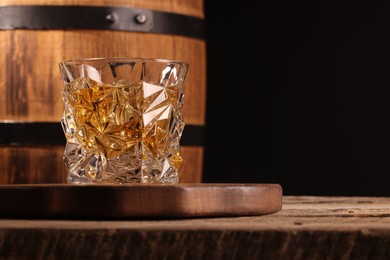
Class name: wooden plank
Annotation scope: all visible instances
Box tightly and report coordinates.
[0,183,283,218]
[0,31,206,125]
[1,196,390,259]
[0,146,203,184]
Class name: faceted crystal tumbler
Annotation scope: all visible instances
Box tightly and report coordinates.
[59,57,189,184]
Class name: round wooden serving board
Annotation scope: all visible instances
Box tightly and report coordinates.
[0,183,282,219]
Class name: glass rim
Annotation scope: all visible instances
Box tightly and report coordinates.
[59,57,189,67]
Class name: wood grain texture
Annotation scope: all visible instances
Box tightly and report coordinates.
[0,183,283,218]
[2,196,390,259]
[0,31,206,124]
[179,146,204,183]
[0,146,203,184]
[0,146,66,184]
[0,0,206,184]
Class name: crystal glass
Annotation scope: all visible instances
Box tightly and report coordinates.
[59,57,189,184]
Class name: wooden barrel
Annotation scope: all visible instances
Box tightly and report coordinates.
[0,0,206,184]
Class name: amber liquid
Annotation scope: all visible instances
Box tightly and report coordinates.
[62,78,183,183]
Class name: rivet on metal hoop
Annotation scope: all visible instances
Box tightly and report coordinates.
[135,13,147,24]
[105,13,117,23]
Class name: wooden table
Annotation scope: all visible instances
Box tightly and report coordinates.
[1,196,390,259]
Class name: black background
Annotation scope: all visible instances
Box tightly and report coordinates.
[201,0,390,196]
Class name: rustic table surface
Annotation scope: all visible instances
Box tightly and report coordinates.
[1,196,390,260]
